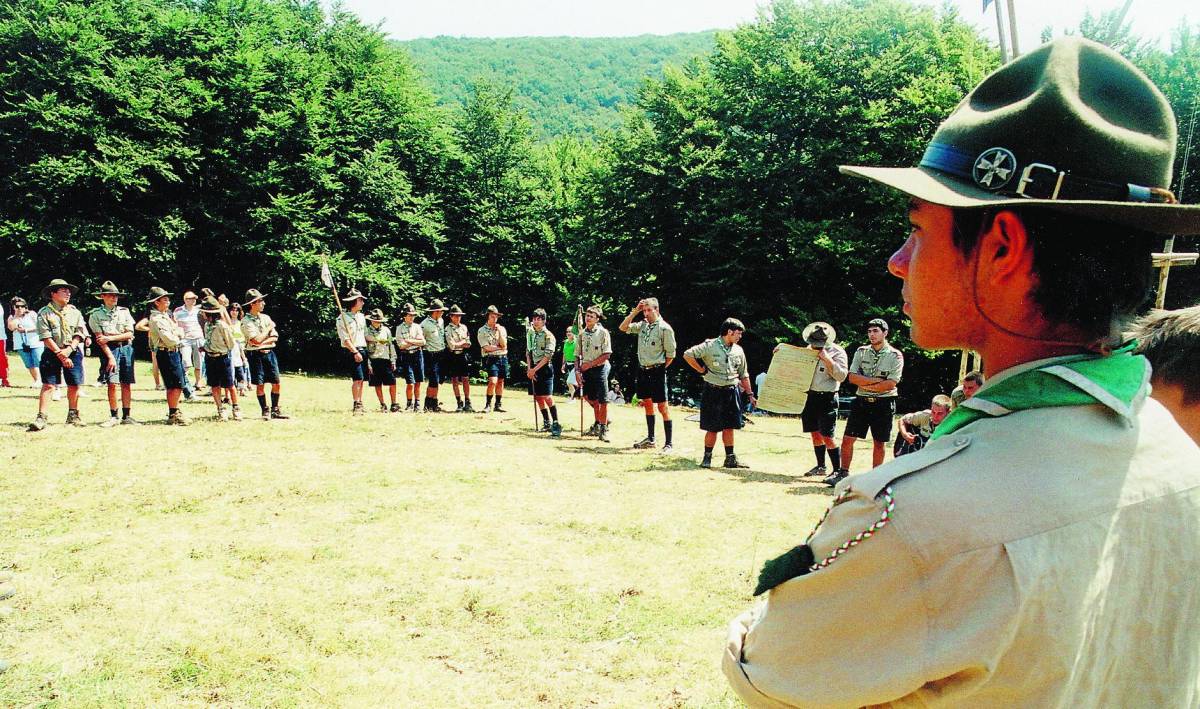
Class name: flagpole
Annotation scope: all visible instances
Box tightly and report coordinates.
[1005,0,1020,56]
[575,305,584,438]
[991,0,1009,62]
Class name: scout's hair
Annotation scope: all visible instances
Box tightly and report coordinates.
[952,207,1155,340]
[963,370,985,386]
[931,394,953,410]
[642,297,659,310]
[1129,305,1200,403]
[720,318,746,336]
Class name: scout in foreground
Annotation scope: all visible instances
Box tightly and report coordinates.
[724,38,1200,708]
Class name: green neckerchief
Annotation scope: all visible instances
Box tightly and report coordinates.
[932,343,1149,440]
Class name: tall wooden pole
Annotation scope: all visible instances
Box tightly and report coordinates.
[1005,0,1020,57]
[994,0,1009,62]
[1156,96,1198,308]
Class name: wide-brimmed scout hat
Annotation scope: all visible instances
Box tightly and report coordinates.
[401,303,418,316]
[199,296,224,314]
[243,288,267,305]
[447,304,465,316]
[426,299,447,312]
[41,278,79,298]
[585,305,604,319]
[839,37,1200,235]
[92,280,127,298]
[803,321,836,346]
[341,288,365,303]
[483,305,503,317]
[143,286,172,304]
[366,308,388,323]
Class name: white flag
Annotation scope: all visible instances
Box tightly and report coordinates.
[319,259,333,288]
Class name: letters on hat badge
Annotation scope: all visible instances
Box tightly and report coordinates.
[972,147,1017,190]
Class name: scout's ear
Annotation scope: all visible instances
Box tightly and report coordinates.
[753,544,815,596]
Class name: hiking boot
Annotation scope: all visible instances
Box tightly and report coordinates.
[454,402,464,412]
[821,469,849,487]
[550,421,562,438]
[353,402,365,416]
[632,437,655,450]
[482,403,492,413]
[598,424,610,443]
[390,403,401,413]
[218,408,230,422]
[583,422,598,437]
[804,465,827,477]
[99,416,119,428]
[723,454,749,469]
[27,414,47,432]
[231,406,242,422]
[662,443,674,452]
[261,409,271,421]
[120,416,142,425]
[540,421,552,433]
[700,455,713,468]
[65,409,84,427]
[462,401,475,413]
[493,404,506,413]
[270,407,289,420]
[168,411,190,426]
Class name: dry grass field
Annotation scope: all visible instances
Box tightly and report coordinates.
[0,353,884,707]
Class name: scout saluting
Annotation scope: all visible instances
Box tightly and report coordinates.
[28,279,90,431]
[683,318,755,468]
[336,288,368,415]
[241,288,288,421]
[144,287,189,425]
[444,304,474,412]
[87,280,139,427]
[477,305,509,412]
[618,297,677,451]
[364,308,399,412]
[526,308,560,436]
[394,303,425,411]
[200,296,241,421]
[421,299,448,412]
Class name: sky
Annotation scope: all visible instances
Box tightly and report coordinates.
[342,0,1193,49]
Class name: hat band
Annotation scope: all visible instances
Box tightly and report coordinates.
[920,142,1175,204]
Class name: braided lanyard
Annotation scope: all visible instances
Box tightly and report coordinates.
[804,486,896,572]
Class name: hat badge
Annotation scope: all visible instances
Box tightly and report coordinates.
[972,147,1017,190]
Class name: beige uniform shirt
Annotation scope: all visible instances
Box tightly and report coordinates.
[395,321,423,352]
[241,312,277,351]
[422,317,446,352]
[900,409,937,438]
[577,324,611,365]
[685,337,747,387]
[203,319,236,356]
[445,322,471,353]
[36,303,89,350]
[87,305,135,345]
[148,310,184,350]
[336,311,367,349]
[365,325,396,362]
[627,318,677,366]
[477,324,508,357]
[724,362,1200,708]
[849,343,903,397]
[809,343,849,393]
[528,328,556,366]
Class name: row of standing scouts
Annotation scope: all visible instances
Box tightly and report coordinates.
[9,278,972,478]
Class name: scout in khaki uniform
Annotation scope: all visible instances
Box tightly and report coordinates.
[421,299,448,412]
[785,322,848,477]
[336,288,368,415]
[619,297,677,451]
[144,287,189,425]
[893,393,951,457]
[444,304,474,412]
[683,318,756,468]
[28,279,90,431]
[526,308,560,436]
[725,38,1200,708]
[832,318,903,484]
[477,305,509,413]
[241,288,288,421]
[200,296,241,421]
[1129,305,1200,445]
[394,303,425,411]
[949,370,984,410]
[576,305,612,441]
[364,308,399,412]
[87,281,139,427]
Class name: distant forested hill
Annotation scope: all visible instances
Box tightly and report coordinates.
[398,33,717,138]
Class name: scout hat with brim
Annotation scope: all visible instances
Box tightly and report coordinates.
[243,288,267,305]
[448,304,465,316]
[199,296,224,314]
[803,321,836,346]
[92,280,127,298]
[401,303,418,316]
[585,305,604,319]
[143,286,172,304]
[483,305,503,317]
[839,37,1200,235]
[341,288,365,303]
[41,278,79,299]
[426,298,447,312]
[366,308,388,323]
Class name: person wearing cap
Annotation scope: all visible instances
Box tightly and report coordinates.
[444,304,474,412]
[28,279,90,431]
[241,288,288,421]
[394,303,425,411]
[336,288,368,416]
[619,297,678,451]
[576,305,613,441]
[7,297,43,388]
[526,308,560,435]
[200,296,241,421]
[683,318,755,468]
[477,305,509,413]
[421,299,448,412]
[86,281,139,427]
[724,38,1200,708]
[1129,305,1200,445]
[173,291,204,401]
[144,287,189,426]
[789,321,848,477]
[829,318,903,484]
[363,308,399,412]
[949,370,985,410]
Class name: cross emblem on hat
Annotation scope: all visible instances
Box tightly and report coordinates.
[972,147,1016,189]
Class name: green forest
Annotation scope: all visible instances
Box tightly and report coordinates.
[2,0,1197,407]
